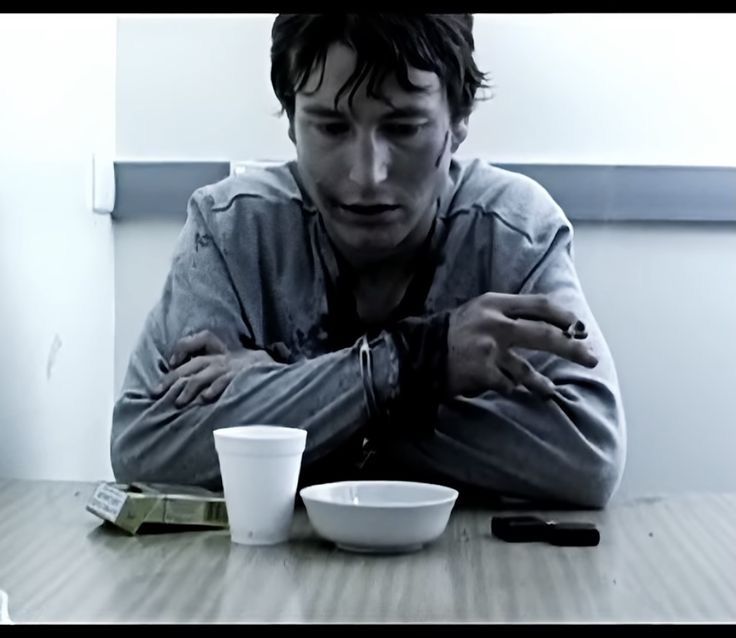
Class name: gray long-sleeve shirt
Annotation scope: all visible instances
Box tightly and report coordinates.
[111,158,626,507]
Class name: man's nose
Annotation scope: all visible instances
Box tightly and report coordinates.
[347,133,389,189]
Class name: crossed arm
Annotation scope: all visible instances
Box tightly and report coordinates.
[111,198,626,507]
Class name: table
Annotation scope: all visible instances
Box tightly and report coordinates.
[1,479,735,623]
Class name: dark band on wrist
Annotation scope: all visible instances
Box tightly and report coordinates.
[387,310,451,433]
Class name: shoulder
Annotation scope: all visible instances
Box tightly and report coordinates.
[174,161,309,262]
[447,158,571,244]
[190,160,304,219]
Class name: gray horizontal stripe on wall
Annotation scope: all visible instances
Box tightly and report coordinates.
[113,161,231,220]
[111,161,736,222]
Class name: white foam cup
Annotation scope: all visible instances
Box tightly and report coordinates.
[213,425,307,545]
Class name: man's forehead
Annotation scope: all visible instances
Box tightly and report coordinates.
[298,42,442,107]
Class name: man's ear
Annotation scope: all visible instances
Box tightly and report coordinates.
[450,116,469,152]
[288,118,296,145]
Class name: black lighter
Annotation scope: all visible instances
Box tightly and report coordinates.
[491,515,600,547]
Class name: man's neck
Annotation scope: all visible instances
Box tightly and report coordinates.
[351,213,438,324]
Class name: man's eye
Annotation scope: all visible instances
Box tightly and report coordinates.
[383,123,423,138]
[317,122,350,136]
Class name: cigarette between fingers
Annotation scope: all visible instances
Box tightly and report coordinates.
[563,320,588,339]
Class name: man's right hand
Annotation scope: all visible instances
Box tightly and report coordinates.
[446,293,598,399]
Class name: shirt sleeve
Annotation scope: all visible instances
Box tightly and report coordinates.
[110,190,399,488]
[374,183,627,508]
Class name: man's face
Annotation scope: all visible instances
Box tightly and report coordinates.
[291,42,467,265]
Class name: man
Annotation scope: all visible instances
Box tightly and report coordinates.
[111,14,626,507]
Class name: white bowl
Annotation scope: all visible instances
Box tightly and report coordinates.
[299,480,459,553]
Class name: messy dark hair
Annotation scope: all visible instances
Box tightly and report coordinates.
[270,14,490,123]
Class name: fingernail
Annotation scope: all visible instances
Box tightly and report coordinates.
[153,384,163,395]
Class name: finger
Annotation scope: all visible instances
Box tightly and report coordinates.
[506,294,581,332]
[155,357,211,396]
[165,377,189,402]
[169,330,227,367]
[202,331,228,354]
[169,335,202,368]
[200,373,234,403]
[488,361,517,395]
[494,371,518,395]
[507,318,599,368]
[500,351,556,398]
[175,365,228,407]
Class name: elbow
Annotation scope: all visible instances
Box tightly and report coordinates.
[110,406,147,484]
[559,382,628,509]
[110,386,163,484]
[536,445,623,509]
[110,395,223,489]
[110,426,137,484]
[567,420,627,509]
[572,452,624,509]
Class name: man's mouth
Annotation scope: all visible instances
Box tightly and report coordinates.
[338,203,400,216]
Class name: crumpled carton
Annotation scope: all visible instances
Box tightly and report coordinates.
[86,481,228,535]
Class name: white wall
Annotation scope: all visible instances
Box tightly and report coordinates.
[466,14,736,166]
[113,14,736,497]
[116,14,736,165]
[575,223,736,497]
[116,14,291,160]
[0,15,117,481]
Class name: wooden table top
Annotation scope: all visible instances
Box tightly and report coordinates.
[1,479,734,623]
